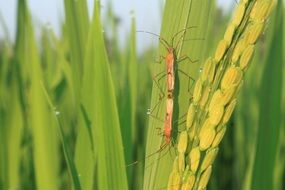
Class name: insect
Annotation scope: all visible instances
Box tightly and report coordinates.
[140,27,199,153]
[158,29,197,146]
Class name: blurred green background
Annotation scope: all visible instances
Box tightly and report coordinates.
[0,0,284,190]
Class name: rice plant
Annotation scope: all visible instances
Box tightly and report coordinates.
[0,0,284,190]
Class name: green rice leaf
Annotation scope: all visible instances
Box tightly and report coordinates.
[251,2,283,190]
[80,2,128,189]
[6,79,24,190]
[41,84,81,190]
[0,34,22,189]
[74,105,95,190]
[143,0,212,189]
[16,1,59,189]
[63,0,89,84]
[117,18,138,186]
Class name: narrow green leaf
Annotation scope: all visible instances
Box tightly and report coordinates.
[274,6,285,190]
[144,0,212,189]
[6,84,24,189]
[129,18,138,145]
[64,0,89,83]
[15,1,59,189]
[74,105,95,190]
[117,18,138,186]
[41,84,81,190]
[251,2,283,190]
[128,18,138,188]
[63,2,95,188]
[81,2,128,189]
[0,39,19,190]
[0,41,13,189]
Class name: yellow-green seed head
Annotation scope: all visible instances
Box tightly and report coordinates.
[235,80,244,97]
[192,137,200,148]
[181,165,190,181]
[186,104,196,130]
[250,1,259,20]
[214,39,229,62]
[178,131,188,153]
[189,147,200,173]
[232,2,246,27]
[216,124,225,132]
[200,119,215,131]
[208,90,223,111]
[222,98,237,125]
[208,59,216,83]
[212,127,227,147]
[181,174,195,190]
[240,45,255,70]
[221,66,243,90]
[189,122,197,141]
[193,79,203,103]
[178,153,185,173]
[202,58,216,82]
[208,105,224,126]
[250,1,271,21]
[199,127,216,151]
[232,39,247,63]
[245,22,264,44]
[168,171,181,190]
[199,86,211,108]
[200,148,219,172]
[265,0,277,18]
[221,86,236,106]
[224,24,236,44]
[198,166,212,190]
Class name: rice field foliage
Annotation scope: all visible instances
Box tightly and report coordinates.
[0,0,284,190]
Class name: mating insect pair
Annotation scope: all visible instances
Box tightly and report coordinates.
[124,27,203,171]
[141,26,200,157]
